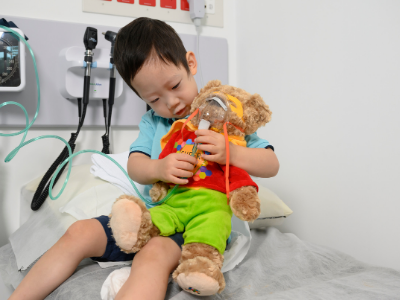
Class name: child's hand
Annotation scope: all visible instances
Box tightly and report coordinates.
[195,129,228,165]
[158,153,197,185]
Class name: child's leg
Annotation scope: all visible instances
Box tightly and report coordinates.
[9,219,107,300]
[115,236,182,300]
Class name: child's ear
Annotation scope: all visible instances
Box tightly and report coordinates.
[186,51,198,75]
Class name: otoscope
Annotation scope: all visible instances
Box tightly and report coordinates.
[101,30,117,154]
[78,27,97,132]
[31,27,98,211]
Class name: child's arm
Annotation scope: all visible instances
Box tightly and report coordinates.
[128,152,198,185]
[195,130,279,178]
[229,145,279,177]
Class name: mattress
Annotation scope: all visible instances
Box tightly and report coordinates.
[2,227,400,300]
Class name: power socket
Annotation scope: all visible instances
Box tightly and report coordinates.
[205,0,215,14]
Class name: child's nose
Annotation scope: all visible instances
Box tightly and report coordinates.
[167,97,180,109]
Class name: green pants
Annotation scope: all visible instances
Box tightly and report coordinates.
[149,188,232,254]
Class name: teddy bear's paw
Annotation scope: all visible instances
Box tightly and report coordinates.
[173,256,225,296]
[149,182,169,202]
[230,186,261,222]
[176,272,220,296]
[109,198,143,252]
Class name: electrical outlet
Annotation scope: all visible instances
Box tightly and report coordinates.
[205,0,215,14]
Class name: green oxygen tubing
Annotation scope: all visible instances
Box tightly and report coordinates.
[0,25,179,208]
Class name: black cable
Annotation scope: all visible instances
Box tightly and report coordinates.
[31,27,97,211]
[101,76,116,154]
[101,134,111,154]
[107,105,113,135]
[31,133,77,210]
[77,98,82,118]
[31,103,88,211]
[76,100,88,136]
[102,98,108,132]
[101,31,117,155]
[101,98,110,154]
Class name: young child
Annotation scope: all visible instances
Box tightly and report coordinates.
[9,17,279,300]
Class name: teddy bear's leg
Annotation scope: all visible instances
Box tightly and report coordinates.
[173,243,225,296]
[149,181,170,202]
[229,186,261,222]
[109,194,159,254]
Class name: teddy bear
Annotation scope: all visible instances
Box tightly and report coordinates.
[109,80,272,296]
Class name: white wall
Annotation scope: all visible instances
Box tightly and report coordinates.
[0,1,237,248]
[237,0,400,270]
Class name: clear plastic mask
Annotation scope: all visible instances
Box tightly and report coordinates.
[198,92,230,132]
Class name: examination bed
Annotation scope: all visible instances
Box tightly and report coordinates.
[1,161,400,299]
[2,227,400,299]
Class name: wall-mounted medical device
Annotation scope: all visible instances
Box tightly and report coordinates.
[0,27,25,91]
[101,30,118,154]
[58,46,123,100]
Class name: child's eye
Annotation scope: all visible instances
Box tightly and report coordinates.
[151,98,159,103]
[172,81,181,90]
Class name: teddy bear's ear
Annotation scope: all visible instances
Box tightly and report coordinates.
[243,93,272,135]
[199,80,222,95]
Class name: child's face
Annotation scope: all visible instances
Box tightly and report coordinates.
[132,51,198,119]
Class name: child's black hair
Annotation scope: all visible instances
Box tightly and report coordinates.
[114,17,190,97]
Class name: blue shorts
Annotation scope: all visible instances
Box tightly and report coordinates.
[90,215,184,262]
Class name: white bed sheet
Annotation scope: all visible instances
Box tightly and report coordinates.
[169,227,400,300]
[2,227,400,299]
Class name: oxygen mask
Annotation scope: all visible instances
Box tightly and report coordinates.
[197,92,230,131]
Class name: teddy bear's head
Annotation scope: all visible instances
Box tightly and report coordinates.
[190,80,272,136]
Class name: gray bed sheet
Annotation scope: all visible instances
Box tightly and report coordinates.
[1,227,400,300]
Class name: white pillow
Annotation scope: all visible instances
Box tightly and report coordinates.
[55,168,293,228]
[59,183,124,220]
[20,164,110,225]
[13,164,110,271]
[249,185,293,229]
